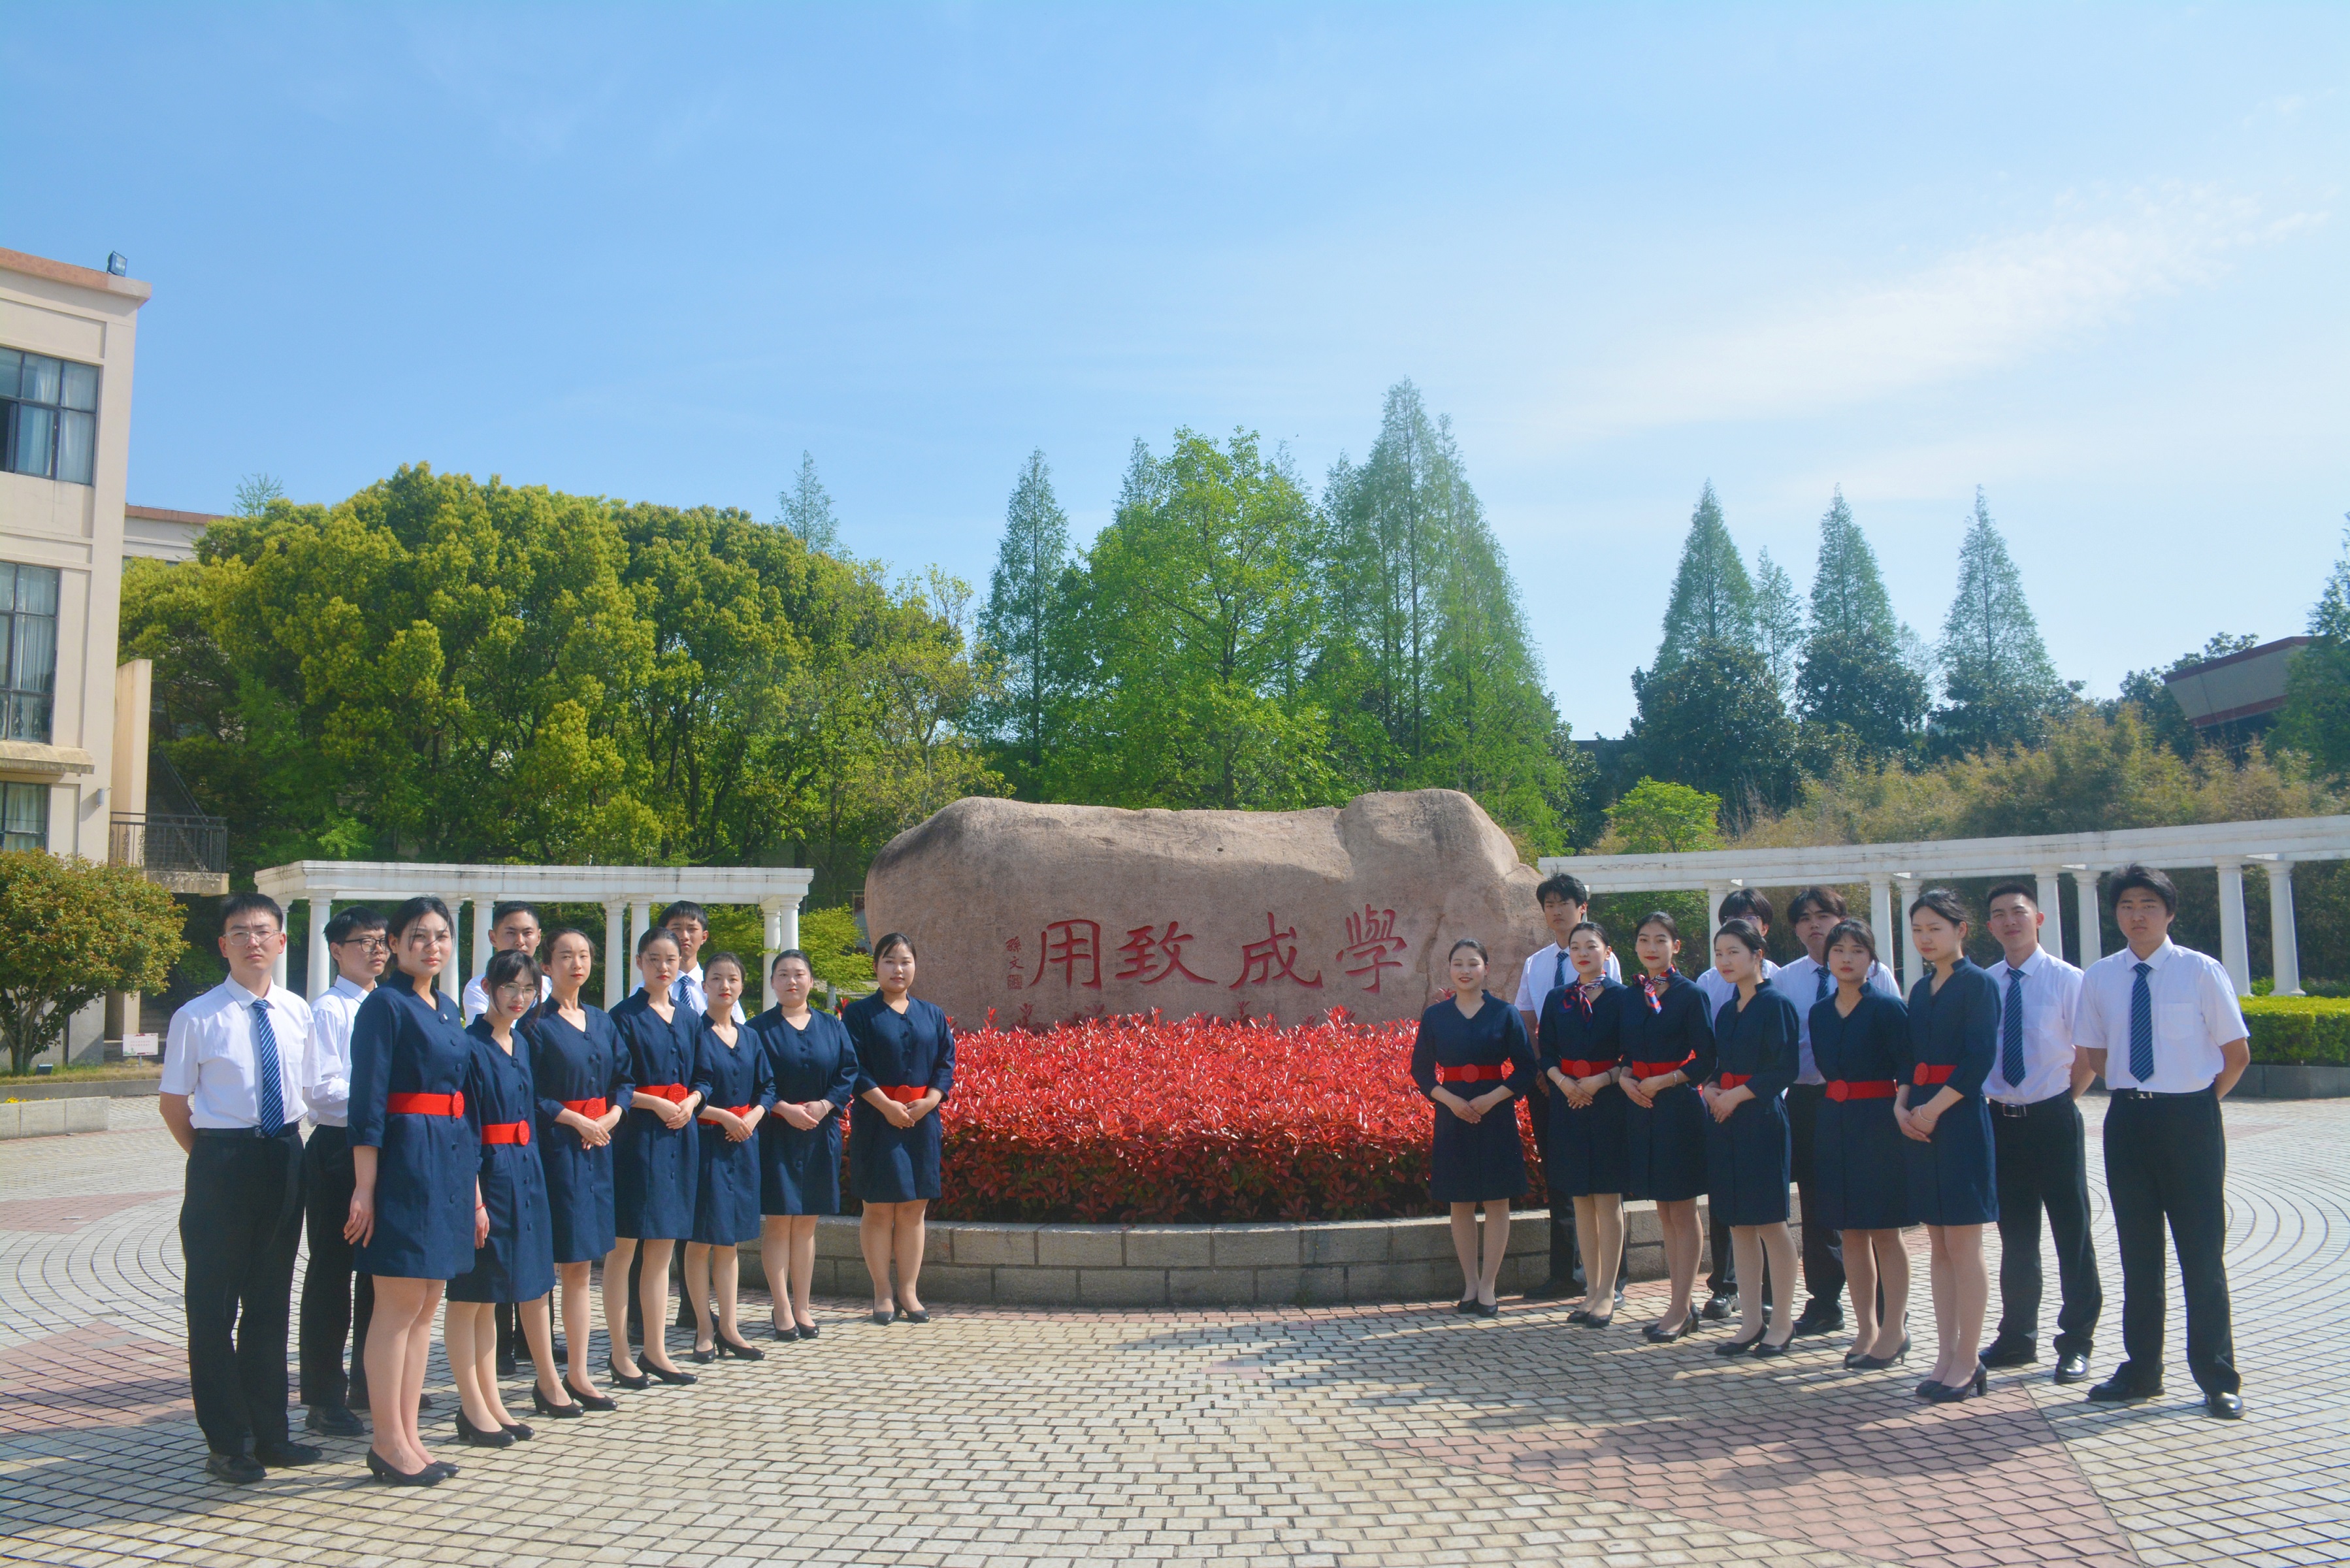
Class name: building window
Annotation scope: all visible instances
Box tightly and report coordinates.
[1,347,99,486]
[0,562,61,742]
[1,781,48,853]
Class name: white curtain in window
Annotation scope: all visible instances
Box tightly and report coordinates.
[56,410,94,485]
[8,405,50,476]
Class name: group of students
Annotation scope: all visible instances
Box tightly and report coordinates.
[160,894,955,1488]
[1411,864,2252,1418]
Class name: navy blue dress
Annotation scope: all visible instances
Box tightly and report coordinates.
[845,995,956,1203]
[610,992,700,1241]
[689,1017,775,1246]
[1808,991,1915,1231]
[1902,962,2000,1227]
[1705,981,1799,1227]
[527,1002,630,1264]
[348,978,476,1281]
[1409,993,1537,1204]
[448,1021,558,1305]
[752,1006,858,1216]
[1618,972,1715,1203]
[1537,979,1629,1197]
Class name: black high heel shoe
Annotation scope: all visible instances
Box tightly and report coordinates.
[870,1303,896,1325]
[500,1420,533,1441]
[897,1306,932,1324]
[563,1377,617,1411]
[1750,1328,1797,1359]
[531,1386,585,1420]
[1853,1336,1911,1371]
[1925,1364,1989,1403]
[644,1363,698,1385]
[796,1322,819,1340]
[689,1343,717,1364]
[366,1449,442,1486]
[1716,1328,1766,1356]
[606,1359,651,1391]
[1644,1309,1701,1343]
[453,1411,514,1448]
[716,1333,765,1360]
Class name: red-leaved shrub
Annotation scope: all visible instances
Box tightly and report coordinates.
[907,1009,1542,1223]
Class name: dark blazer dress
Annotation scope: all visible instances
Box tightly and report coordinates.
[527,1002,629,1265]
[1618,972,1715,1203]
[751,1006,859,1216]
[1902,962,2000,1227]
[448,1021,558,1305]
[1705,981,1800,1227]
[1409,993,1537,1205]
[349,978,476,1281]
[689,1016,775,1246]
[845,994,956,1203]
[610,991,700,1241]
[1537,979,1630,1198]
[1808,990,1915,1232]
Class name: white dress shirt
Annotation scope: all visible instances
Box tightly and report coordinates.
[1777,953,1903,1083]
[461,970,552,1024]
[1696,956,1782,1024]
[1514,941,1623,1015]
[1985,947,2085,1105]
[305,975,372,1128]
[161,977,316,1130]
[2075,939,2247,1094]
[670,963,746,1024]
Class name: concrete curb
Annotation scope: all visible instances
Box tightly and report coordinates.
[0,1097,113,1139]
[0,1076,163,1102]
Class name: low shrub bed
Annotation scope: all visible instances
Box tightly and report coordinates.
[924,1010,1541,1224]
[2242,996,2350,1066]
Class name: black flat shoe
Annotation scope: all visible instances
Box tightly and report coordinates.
[2054,1350,2093,1384]
[305,1403,365,1437]
[206,1451,265,1485]
[1978,1339,2038,1369]
[1643,1310,1700,1343]
[563,1378,617,1412]
[645,1364,698,1385]
[898,1307,932,1324]
[2087,1375,2162,1403]
[1925,1365,1988,1402]
[606,1360,651,1391]
[1716,1330,1765,1357]
[716,1334,765,1360]
[453,1411,514,1448]
[531,1386,584,1419]
[796,1322,819,1340]
[254,1440,321,1467]
[2205,1390,2245,1420]
[1700,1291,1735,1321]
[1750,1330,1796,1359]
[365,1450,441,1487]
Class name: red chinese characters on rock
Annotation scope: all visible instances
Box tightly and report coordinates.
[1003,936,1025,990]
[1115,922,1214,985]
[1030,919,1103,989]
[1230,913,1324,990]
[1335,905,1409,994]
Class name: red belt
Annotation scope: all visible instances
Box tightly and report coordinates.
[481,1120,530,1146]
[703,1103,758,1119]
[1719,1073,1751,1089]
[1826,1079,1897,1102]
[1558,1060,1614,1079]
[1914,1064,1955,1086]
[562,1097,608,1119]
[637,1083,690,1103]
[1626,1058,1690,1079]
[880,1084,927,1103]
[387,1092,463,1117]
[1435,1064,1509,1085]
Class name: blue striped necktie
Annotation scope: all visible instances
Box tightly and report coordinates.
[2129,962,2155,1083]
[1815,964,1830,1002]
[2002,968,2026,1088]
[252,1000,285,1136]
[1556,950,1569,992]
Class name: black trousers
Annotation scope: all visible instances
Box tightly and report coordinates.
[1526,1084,1584,1286]
[182,1128,304,1456]
[1991,1094,2102,1356]
[1786,1083,1843,1307]
[298,1126,375,1407]
[2104,1088,2238,1394]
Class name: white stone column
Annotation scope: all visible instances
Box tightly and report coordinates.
[2216,858,2251,998]
[2034,868,2064,960]
[470,896,493,992]
[2074,870,2103,967]
[1869,877,1896,956]
[1704,883,1730,943]
[1895,876,1922,996]
[439,895,464,1000]
[759,896,788,1011]
[603,899,627,1007]
[631,900,653,994]
[272,943,289,991]
[306,896,333,1000]
[2269,860,2303,996]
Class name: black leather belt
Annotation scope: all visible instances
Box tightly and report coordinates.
[2108,1086,2213,1101]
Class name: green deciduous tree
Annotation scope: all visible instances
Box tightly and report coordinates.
[1652,482,1755,674]
[974,449,1079,796]
[1933,487,2065,757]
[0,853,186,1073]
[1629,636,1796,830]
[2276,525,2350,778]
[1602,777,1725,853]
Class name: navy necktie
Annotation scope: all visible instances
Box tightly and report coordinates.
[2002,968,2026,1088]
[251,1000,286,1136]
[1556,950,1569,992]
[1815,964,1830,1002]
[2129,962,2155,1083]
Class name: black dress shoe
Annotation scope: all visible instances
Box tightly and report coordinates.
[364,1450,440,1487]
[453,1411,514,1448]
[563,1378,617,1411]
[1454,1298,1478,1315]
[1789,1301,1844,1337]
[1716,1329,1764,1357]
[1978,1339,2039,1369]
[495,1350,518,1379]
[1750,1329,1796,1359]
[1565,1307,1592,1324]
[716,1333,765,1360]
[689,1344,717,1364]
[607,1359,651,1391]
[255,1439,322,1467]
[2087,1375,2161,1403]
[305,1403,365,1437]
[1520,1276,1576,1301]
[1925,1365,1988,1402]
[499,1421,532,1441]
[796,1322,819,1340]
[530,1385,585,1419]
[1700,1291,1735,1321]
[645,1364,698,1385]
[206,1451,266,1485]
[898,1307,932,1324]
[2205,1390,2245,1420]
[1643,1309,1700,1343]
[2054,1350,2092,1384]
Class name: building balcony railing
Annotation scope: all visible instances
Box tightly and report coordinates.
[111,812,229,894]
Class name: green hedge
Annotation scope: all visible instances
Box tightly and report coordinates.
[2242,996,2350,1066]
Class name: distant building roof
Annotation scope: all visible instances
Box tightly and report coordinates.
[2163,636,2317,727]
[0,246,153,304]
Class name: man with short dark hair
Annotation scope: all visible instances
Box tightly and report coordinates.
[159,892,323,1484]
[1693,888,1780,1321]
[2076,864,2249,1419]
[298,905,387,1435]
[1977,881,2099,1384]
[461,901,549,1024]
[1514,872,1621,1301]
[661,900,744,1023]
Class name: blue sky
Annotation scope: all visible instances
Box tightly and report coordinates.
[6,3,2345,737]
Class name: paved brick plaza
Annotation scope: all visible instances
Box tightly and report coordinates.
[2,1098,2344,1567]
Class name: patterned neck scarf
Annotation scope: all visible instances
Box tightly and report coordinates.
[1640,972,1671,1013]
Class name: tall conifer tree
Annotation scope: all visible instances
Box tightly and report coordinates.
[1933,487,2064,756]
[975,449,1076,793]
[776,451,840,554]
[1796,487,1925,756]
[1652,483,1755,673]
[1752,548,1804,704]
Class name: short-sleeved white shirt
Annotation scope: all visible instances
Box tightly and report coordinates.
[2075,940,2247,1094]
[161,977,316,1130]
[306,975,372,1127]
[1985,947,2085,1105]
[1514,942,1623,1016]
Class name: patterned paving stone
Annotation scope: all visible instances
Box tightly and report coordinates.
[0,1097,2344,1565]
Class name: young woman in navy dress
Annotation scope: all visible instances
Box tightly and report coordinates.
[446,951,568,1446]
[1808,918,1915,1371]
[754,949,858,1339]
[1409,938,1537,1318]
[1539,921,1629,1327]
[683,953,772,1362]
[345,896,483,1486]
[604,927,702,1388]
[1615,913,1714,1342]
[1900,889,2000,1401]
[524,927,627,1411]
[847,932,955,1324]
[1703,919,1801,1357]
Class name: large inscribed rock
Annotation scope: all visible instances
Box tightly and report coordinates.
[862,790,1543,1030]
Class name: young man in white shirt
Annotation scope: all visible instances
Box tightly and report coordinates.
[1693,888,1781,1320]
[662,900,745,1023]
[461,901,551,1024]
[1514,873,1620,1301]
[158,892,324,1484]
[297,906,385,1435]
[1976,881,2100,1384]
[2074,863,2249,1420]
[1775,887,1903,1338]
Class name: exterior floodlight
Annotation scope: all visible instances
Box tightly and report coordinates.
[106,252,128,276]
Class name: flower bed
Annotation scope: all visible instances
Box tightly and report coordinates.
[923,1009,1542,1224]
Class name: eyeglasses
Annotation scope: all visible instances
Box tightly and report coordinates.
[222,926,280,945]
[333,938,390,955]
[493,983,538,1002]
